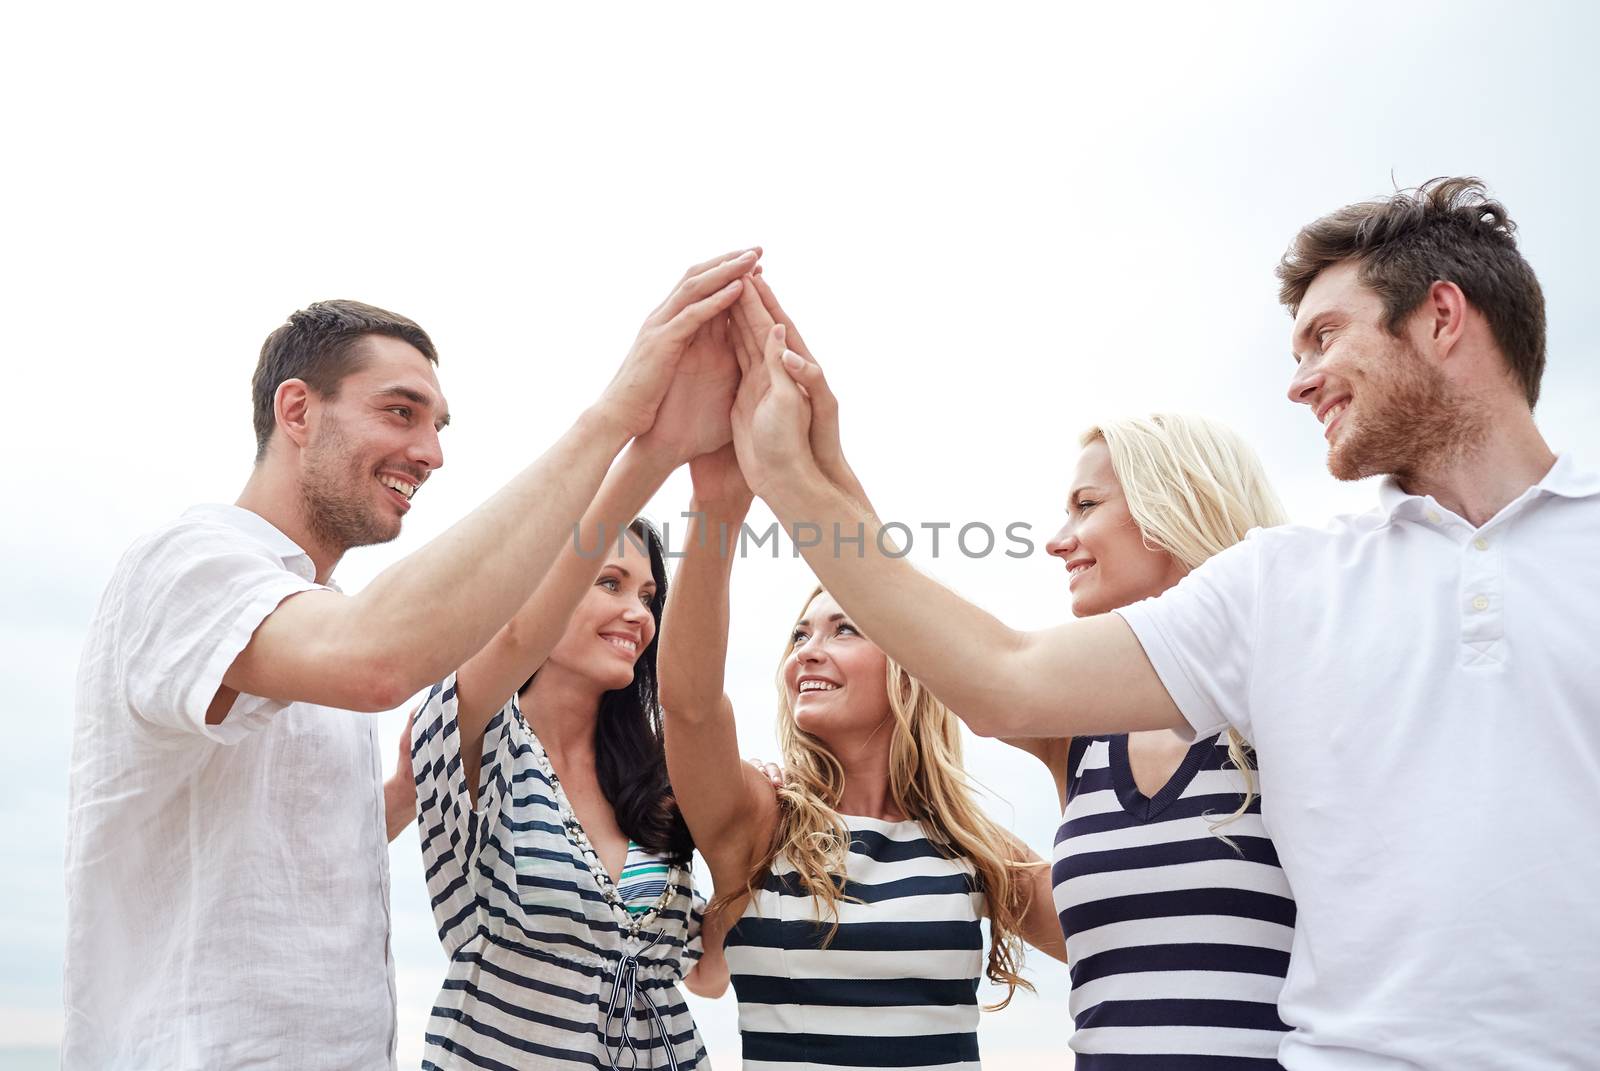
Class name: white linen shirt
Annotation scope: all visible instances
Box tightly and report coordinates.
[64,504,397,1070]
[1116,454,1600,1070]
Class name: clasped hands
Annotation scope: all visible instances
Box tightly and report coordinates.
[621,248,863,513]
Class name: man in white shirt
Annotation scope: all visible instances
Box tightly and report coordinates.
[727,180,1599,1067]
[64,249,759,1070]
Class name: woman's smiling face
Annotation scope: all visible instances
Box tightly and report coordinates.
[782,589,890,748]
[1045,438,1187,617]
[542,537,658,691]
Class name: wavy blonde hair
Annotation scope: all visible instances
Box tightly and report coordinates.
[1081,413,1288,827]
[722,585,1040,1010]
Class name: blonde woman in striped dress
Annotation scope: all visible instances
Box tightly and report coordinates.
[655,278,1066,1070]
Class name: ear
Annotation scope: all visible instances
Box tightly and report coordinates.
[1422,280,1470,361]
[273,379,315,450]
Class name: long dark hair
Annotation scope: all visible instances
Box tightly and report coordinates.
[524,517,693,863]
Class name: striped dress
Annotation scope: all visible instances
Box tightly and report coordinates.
[723,814,985,1071]
[412,674,707,1070]
[1053,733,1296,1068]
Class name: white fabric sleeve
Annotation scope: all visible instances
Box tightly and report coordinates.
[1113,532,1264,742]
[117,521,323,743]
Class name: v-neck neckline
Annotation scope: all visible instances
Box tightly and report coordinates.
[1108,733,1211,822]
[516,703,677,936]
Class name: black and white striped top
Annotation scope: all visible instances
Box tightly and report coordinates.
[724,815,986,1071]
[412,674,707,1070]
[1053,734,1296,1069]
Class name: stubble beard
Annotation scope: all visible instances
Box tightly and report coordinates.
[1328,337,1487,484]
[300,414,401,554]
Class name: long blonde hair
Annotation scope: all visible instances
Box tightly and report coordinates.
[723,585,1039,1009]
[1082,413,1287,825]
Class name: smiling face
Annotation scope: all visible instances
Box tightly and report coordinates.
[1286,260,1475,482]
[782,590,891,751]
[299,334,449,551]
[542,537,659,693]
[1046,439,1188,617]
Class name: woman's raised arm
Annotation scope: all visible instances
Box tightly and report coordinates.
[658,445,781,893]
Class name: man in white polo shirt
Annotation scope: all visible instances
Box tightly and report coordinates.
[63,249,759,1069]
[727,179,1598,1067]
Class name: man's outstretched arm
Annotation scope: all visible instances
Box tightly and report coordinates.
[222,249,759,715]
[733,326,1186,740]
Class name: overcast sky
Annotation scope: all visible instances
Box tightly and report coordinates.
[4,2,1598,1067]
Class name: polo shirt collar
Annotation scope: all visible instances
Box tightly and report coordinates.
[1535,452,1600,499]
[1376,453,1599,524]
[184,503,318,581]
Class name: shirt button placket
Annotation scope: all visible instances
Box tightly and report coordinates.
[1460,523,1504,666]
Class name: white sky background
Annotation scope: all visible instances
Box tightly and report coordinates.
[3,2,1598,1066]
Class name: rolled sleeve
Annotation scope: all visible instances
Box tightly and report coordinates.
[1113,532,1264,743]
[117,522,323,743]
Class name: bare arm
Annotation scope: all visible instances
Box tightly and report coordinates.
[682,904,731,999]
[451,289,748,800]
[225,408,633,714]
[1017,852,1067,963]
[658,453,781,896]
[220,250,758,715]
[733,330,1184,740]
[772,476,1181,738]
[385,707,418,841]
[451,442,680,804]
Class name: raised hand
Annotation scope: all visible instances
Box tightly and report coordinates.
[746,272,815,362]
[637,310,740,466]
[730,322,819,498]
[729,276,872,510]
[598,249,759,439]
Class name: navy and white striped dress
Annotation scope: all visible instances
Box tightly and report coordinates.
[1053,734,1295,1068]
[724,815,985,1071]
[413,674,707,1070]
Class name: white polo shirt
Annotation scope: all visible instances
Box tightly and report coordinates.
[1116,454,1600,1070]
[64,504,397,1070]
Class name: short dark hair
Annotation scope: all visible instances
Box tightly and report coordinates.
[1277,177,1546,408]
[251,299,438,460]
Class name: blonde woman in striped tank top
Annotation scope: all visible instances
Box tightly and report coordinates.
[657,278,1067,1071]
[1010,414,1298,1068]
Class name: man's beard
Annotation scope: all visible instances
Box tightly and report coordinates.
[1328,337,1486,483]
[300,415,401,553]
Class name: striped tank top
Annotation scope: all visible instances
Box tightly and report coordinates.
[724,815,985,1070]
[619,844,674,915]
[1053,733,1296,1068]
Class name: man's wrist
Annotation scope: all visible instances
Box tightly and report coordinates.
[758,457,829,519]
[577,404,636,454]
